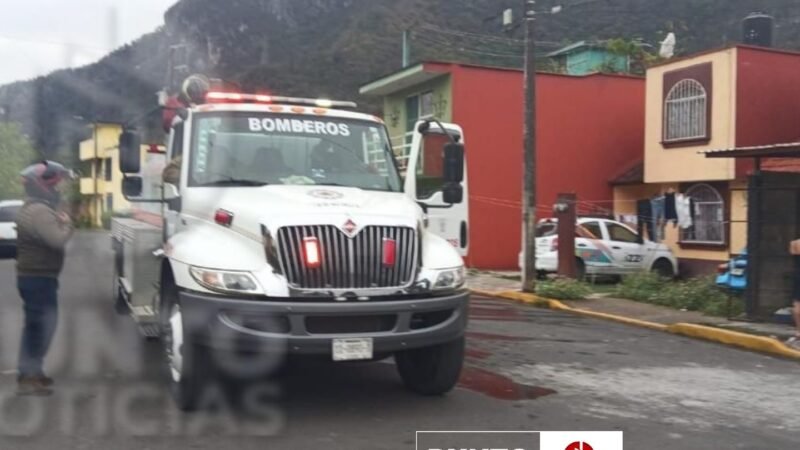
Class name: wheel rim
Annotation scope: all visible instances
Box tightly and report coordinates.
[165,304,184,382]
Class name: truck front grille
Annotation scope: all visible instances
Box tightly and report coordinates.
[276,225,418,289]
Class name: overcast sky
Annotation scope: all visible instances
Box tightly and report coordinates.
[0,0,177,85]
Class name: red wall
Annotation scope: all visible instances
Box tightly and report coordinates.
[447,64,645,269]
[736,46,800,176]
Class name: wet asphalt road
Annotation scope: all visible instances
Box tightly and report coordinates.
[0,231,798,450]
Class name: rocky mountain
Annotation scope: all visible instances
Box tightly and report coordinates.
[1,0,799,159]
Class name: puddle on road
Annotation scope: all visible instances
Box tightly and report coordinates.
[465,347,491,360]
[469,306,531,323]
[466,331,535,342]
[458,366,556,401]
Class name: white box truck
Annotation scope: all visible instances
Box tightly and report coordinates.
[112,80,470,410]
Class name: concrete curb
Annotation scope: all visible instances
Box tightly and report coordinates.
[472,288,800,361]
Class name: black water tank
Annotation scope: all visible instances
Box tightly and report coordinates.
[743,12,774,47]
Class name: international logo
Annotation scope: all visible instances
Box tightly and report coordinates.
[342,219,358,236]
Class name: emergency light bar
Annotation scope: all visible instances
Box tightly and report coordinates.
[206,92,357,109]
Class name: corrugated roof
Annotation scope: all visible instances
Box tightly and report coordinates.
[609,159,644,185]
[701,142,800,158]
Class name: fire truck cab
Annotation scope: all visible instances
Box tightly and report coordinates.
[112,80,470,410]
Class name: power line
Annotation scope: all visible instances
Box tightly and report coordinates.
[412,34,525,59]
[413,24,565,48]
[416,23,525,44]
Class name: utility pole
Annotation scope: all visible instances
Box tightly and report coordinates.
[522,0,538,293]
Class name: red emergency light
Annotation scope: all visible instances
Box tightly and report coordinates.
[204,91,358,109]
[382,238,397,267]
[303,237,322,269]
[214,209,234,227]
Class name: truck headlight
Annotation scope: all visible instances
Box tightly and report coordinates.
[189,267,260,294]
[433,267,466,290]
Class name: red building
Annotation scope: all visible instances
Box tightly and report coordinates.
[360,62,644,269]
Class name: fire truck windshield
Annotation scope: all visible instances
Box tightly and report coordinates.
[188,112,403,192]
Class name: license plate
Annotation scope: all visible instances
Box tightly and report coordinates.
[731,268,744,276]
[332,338,373,361]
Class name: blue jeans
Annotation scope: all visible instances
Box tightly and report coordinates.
[17,276,59,378]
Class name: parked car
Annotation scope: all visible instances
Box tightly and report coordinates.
[715,250,747,292]
[0,200,24,257]
[520,217,678,279]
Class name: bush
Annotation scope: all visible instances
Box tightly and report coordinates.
[536,278,592,300]
[614,273,744,317]
[614,271,666,302]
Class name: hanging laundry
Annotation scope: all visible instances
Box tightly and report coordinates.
[636,199,654,243]
[676,194,693,229]
[664,191,678,225]
[650,195,665,242]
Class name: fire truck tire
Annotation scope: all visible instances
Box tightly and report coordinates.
[161,282,212,411]
[395,336,464,396]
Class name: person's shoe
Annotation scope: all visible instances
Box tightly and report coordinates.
[34,374,54,387]
[16,376,53,397]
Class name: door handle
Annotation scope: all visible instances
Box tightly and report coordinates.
[612,246,622,250]
[577,243,588,248]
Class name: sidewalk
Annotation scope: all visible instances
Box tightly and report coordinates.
[468,271,800,358]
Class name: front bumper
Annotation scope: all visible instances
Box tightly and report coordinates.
[178,290,470,356]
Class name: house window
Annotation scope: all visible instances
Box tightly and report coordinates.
[664,79,708,142]
[397,91,436,174]
[681,184,724,244]
[106,193,113,212]
[104,159,112,181]
[419,91,434,118]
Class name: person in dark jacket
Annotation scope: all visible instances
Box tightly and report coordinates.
[15,161,74,396]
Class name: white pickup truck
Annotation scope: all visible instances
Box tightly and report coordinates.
[112,81,470,410]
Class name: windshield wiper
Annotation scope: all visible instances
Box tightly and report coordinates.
[199,178,269,187]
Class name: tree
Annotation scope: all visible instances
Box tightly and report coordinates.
[604,38,664,75]
[0,123,40,200]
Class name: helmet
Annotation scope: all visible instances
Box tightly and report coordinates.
[20,160,74,206]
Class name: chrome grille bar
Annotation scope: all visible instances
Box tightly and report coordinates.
[276,225,418,289]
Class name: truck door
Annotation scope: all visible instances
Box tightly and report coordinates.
[404,121,469,257]
[163,122,185,241]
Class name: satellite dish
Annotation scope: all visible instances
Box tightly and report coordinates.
[659,32,676,59]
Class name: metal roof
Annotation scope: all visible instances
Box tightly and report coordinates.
[701,142,800,158]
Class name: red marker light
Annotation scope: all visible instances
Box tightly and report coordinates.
[214,209,234,227]
[206,92,243,102]
[303,237,321,269]
[382,238,397,267]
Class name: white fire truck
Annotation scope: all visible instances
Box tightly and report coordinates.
[112,78,470,410]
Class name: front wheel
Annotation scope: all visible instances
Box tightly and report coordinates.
[161,285,212,411]
[395,337,465,396]
[652,258,675,279]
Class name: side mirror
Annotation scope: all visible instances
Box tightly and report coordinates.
[122,176,143,198]
[443,142,465,183]
[442,183,463,204]
[119,131,141,174]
